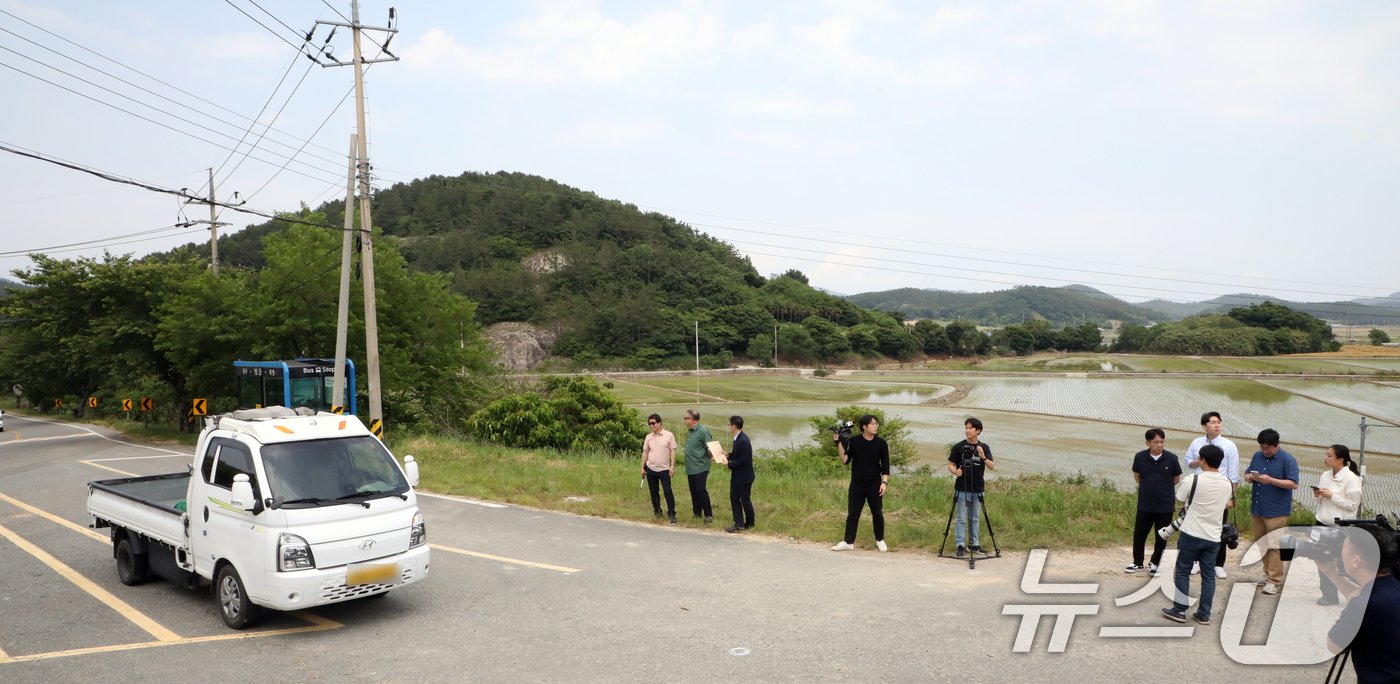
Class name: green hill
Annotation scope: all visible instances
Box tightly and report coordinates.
[846,285,1159,326]
[165,171,910,365]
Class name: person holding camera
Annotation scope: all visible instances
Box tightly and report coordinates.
[831,414,890,552]
[1244,428,1299,596]
[641,414,679,524]
[1313,444,1361,604]
[1321,524,1400,683]
[1183,411,1240,579]
[947,417,994,558]
[1162,444,1233,625]
[1127,428,1182,576]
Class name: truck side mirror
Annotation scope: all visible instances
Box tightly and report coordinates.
[230,474,256,511]
[403,455,420,488]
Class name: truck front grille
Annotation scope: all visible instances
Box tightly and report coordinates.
[318,566,415,602]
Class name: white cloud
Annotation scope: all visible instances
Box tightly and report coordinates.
[555,116,669,147]
[1061,0,1400,128]
[725,94,854,118]
[403,3,725,84]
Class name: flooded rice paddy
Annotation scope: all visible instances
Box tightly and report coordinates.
[613,370,1400,513]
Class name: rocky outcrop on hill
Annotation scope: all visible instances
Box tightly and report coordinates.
[485,322,555,370]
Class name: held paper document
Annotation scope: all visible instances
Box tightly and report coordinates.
[707,441,727,465]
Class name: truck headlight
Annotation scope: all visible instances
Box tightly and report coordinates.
[409,511,426,548]
[279,533,314,571]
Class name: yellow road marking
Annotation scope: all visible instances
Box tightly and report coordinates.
[430,543,580,573]
[79,459,138,477]
[0,495,345,664]
[0,521,181,642]
[0,611,342,663]
[0,492,109,543]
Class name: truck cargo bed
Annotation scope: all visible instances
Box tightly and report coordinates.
[88,472,189,547]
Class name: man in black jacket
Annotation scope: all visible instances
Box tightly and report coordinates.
[725,415,755,533]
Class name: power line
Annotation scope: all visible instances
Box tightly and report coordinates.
[0,41,345,179]
[221,0,314,57]
[0,141,346,234]
[699,223,1393,303]
[0,224,199,257]
[209,48,307,193]
[0,7,354,168]
[0,60,343,186]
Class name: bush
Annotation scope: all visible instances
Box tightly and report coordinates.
[467,376,644,455]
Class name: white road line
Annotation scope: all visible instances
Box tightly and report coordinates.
[417,491,507,508]
[2,414,186,455]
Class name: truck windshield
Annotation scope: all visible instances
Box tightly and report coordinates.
[260,436,410,506]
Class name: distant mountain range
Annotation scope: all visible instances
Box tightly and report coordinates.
[847,285,1400,327]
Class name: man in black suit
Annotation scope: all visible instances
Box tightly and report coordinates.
[725,415,755,533]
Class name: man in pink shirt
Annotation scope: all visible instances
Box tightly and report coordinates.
[641,413,678,524]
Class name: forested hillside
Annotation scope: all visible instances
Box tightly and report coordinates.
[167,172,918,366]
[846,285,1158,326]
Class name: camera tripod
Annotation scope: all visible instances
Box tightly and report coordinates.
[937,452,1001,569]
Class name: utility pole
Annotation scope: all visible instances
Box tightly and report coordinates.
[331,134,357,414]
[182,168,237,274]
[315,1,398,439]
[694,321,699,396]
[773,324,778,368]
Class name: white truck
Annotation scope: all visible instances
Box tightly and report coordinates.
[87,407,430,628]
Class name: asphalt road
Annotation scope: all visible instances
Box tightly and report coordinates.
[0,413,1351,682]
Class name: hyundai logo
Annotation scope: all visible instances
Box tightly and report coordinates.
[359,539,376,551]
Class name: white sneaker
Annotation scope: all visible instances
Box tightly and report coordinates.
[1190,562,1200,575]
[1262,582,1281,595]
[876,540,888,553]
[831,541,854,551]
[1148,563,1159,577]
[1214,566,1228,580]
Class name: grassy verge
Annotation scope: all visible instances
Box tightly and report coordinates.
[400,434,1205,552]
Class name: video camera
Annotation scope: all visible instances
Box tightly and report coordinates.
[957,442,983,468]
[830,420,853,451]
[1281,515,1400,575]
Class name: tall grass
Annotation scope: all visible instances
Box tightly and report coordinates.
[402,434,1167,551]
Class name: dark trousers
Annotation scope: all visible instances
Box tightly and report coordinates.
[645,467,675,516]
[687,471,712,518]
[1215,539,1228,568]
[1132,509,1174,566]
[843,483,884,544]
[730,477,754,528]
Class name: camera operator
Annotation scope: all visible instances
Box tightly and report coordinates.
[1162,444,1233,626]
[831,414,890,552]
[1321,524,1400,683]
[1314,444,1362,605]
[946,417,994,558]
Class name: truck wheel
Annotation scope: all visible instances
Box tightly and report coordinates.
[215,564,262,629]
[115,538,150,586]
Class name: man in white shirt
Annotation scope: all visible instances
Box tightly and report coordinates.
[1163,444,1235,626]
[1183,411,1240,579]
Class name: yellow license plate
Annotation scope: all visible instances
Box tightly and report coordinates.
[346,563,399,586]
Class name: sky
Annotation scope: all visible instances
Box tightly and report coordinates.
[2,0,1398,308]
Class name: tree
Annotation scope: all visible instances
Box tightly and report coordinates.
[1370,328,1392,345]
[1112,324,1149,353]
[806,406,916,468]
[912,320,950,355]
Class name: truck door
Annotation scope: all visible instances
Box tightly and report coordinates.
[189,438,266,582]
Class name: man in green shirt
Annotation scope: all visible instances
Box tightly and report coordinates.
[682,409,714,523]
